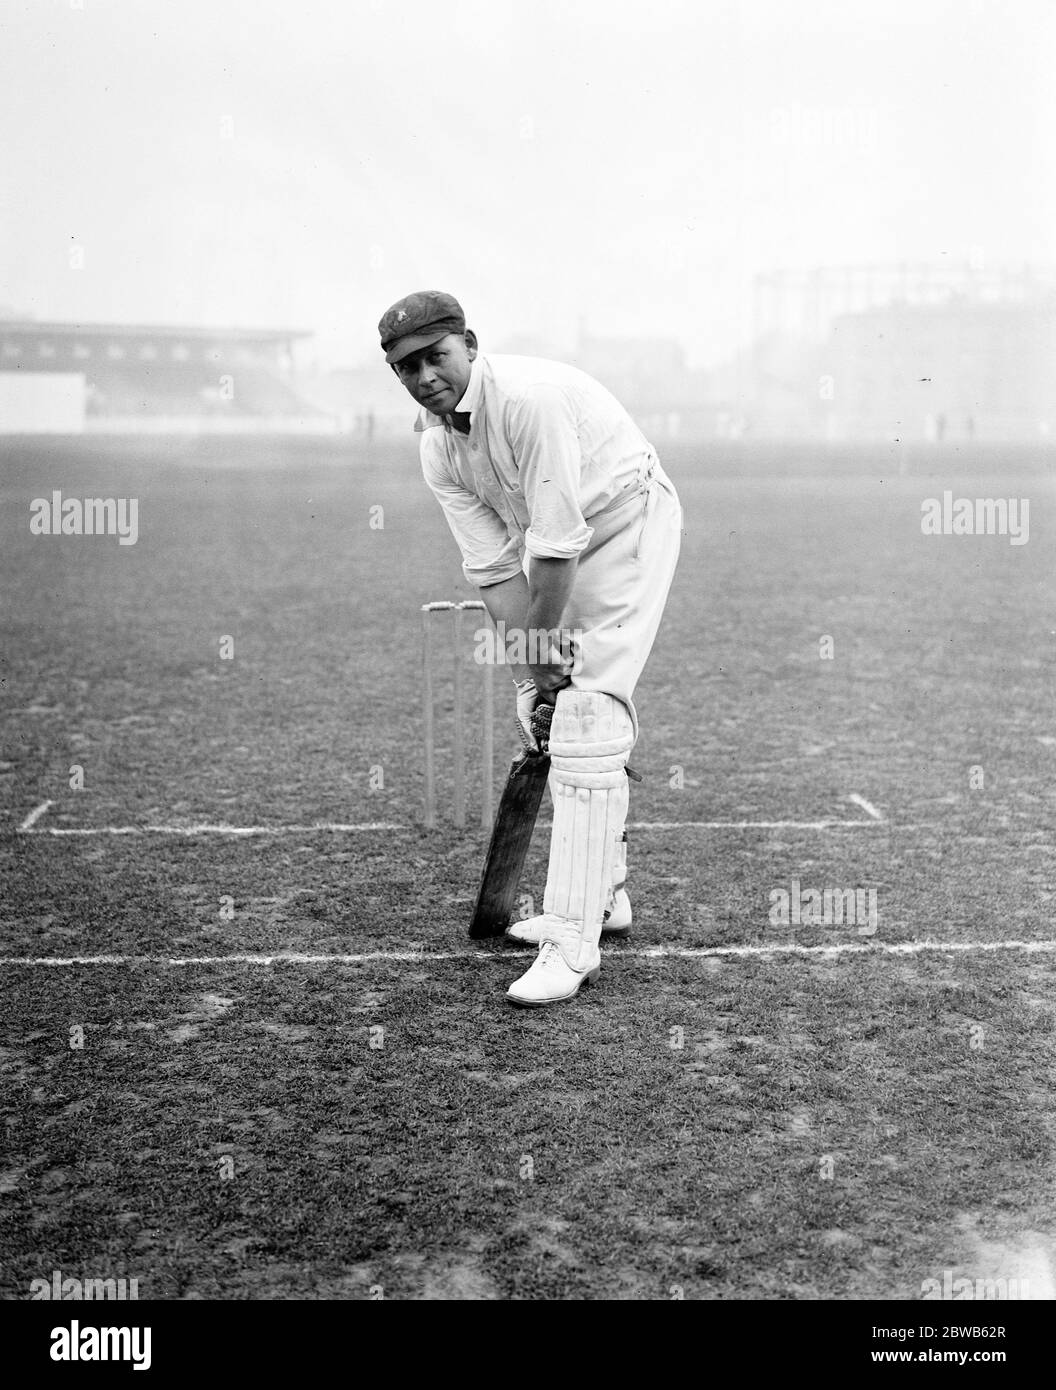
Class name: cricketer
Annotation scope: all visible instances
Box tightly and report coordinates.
[379,290,682,1006]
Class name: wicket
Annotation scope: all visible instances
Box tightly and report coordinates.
[421,600,496,831]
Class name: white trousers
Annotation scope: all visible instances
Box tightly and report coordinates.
[530,463,682,743]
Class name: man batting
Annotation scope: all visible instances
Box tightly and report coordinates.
[379,290,682,1007]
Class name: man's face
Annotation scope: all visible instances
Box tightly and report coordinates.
[392,331,476,413]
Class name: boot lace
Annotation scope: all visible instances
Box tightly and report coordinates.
[536,940,566,971]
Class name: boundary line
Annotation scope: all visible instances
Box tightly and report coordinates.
[1,940,1053,967]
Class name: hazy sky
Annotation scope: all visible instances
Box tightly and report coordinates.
[1,0,1052,367]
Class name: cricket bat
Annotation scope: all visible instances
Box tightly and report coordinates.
[468,704,553,939]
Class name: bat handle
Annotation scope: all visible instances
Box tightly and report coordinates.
[530,700,554,752]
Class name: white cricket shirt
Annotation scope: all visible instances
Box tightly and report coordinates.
[415,353,658,587]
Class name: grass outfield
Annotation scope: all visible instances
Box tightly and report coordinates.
[1,434,1054,1300]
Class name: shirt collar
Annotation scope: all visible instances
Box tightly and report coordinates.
[454,352,485,414]
[412,353,485,433]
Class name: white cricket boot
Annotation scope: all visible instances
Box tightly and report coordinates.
[505,911,563,946]
[506,691,632,1007]
[505,832,631,943]
[504,922,601,1007]
[505,891,631,944]
[604,831,632,935]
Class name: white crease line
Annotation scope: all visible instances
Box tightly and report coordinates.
[624,820,884,830]
[847,793,883,821]
[653,939,1056,957]
[16,818,889,837]
[19,822,407,836]
[1,941,1054,967]
[17,800,53,833]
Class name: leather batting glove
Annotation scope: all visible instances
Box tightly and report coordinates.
[515,678,550,754]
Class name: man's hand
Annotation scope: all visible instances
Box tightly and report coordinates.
[515,677,566,753]
[528,641,574,703]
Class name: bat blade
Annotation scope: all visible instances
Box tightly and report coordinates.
[468,750,551,939]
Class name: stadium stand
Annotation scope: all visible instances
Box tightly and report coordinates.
[0,321,334,432]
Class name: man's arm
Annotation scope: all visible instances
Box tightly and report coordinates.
[525,555,577,634]
[479,558,577,699]
[525,556,578,700]
[478,571,529,684]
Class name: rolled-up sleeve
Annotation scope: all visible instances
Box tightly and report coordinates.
[420,431,525,587]
[509,384,593,559]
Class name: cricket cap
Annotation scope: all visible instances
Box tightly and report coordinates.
[378,290,466,365]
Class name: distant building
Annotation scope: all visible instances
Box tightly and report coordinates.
[747,264,1056,441]
[825,299,1056,441]
[0,321,333,433]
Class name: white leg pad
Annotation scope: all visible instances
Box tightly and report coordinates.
[541,691,633,970]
